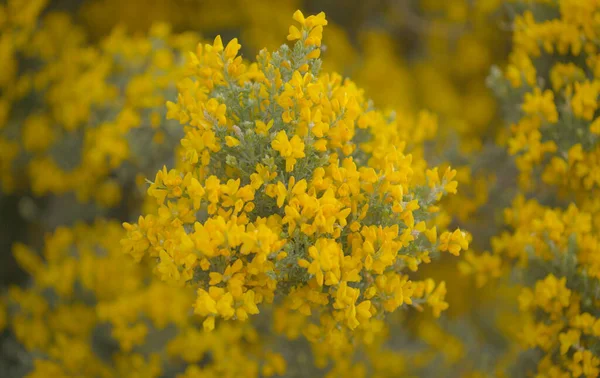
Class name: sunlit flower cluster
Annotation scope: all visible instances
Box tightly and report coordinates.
[122,12,467,366]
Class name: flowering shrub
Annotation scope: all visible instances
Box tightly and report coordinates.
[0,3,196,208]
[3,0,600,377]
[480,0,600,376]
[122,8,468,366]
[0,6,474,377]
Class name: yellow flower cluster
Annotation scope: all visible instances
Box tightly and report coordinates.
[0,3,197,207]
[7,221,171,377]
[5,221,290,378]
[517,272,600,377]
[503,0,600,197]
[122,11,468,367]
[494,196,600,280]
[475,1,600,374]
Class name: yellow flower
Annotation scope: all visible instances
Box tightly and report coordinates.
[225,136,241,147]
[559,329,581,355]
[439,229,469,256]
[271,130,305,172]
[255,119,273,135]
[194,289,218,316]
[521,88,558,124]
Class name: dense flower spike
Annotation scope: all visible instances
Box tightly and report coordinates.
[122,10,466,364]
